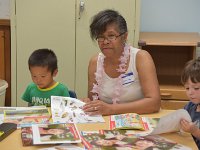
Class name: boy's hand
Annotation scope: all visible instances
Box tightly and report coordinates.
[180,119,198,134]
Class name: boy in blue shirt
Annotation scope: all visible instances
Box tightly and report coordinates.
[180,57,200,148]
[22,48,70,107]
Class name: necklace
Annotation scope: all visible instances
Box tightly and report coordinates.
[91,44,130,104]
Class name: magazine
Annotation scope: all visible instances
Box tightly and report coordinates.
[110,109,192,136]
[4,107,50,118]
[149,109,192,135]
[81,130,191,150]
[4,116,51,128]
[0,107,21,124]
[38,143,84,150]
[21,123,81,146]
[3,107,51,128]
[0,107,44,124]
[51,96,105,123]
[21,126,33,146]
[110,113,150,130]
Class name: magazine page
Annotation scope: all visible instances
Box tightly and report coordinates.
[81,130,191,150]
[110,113,150,130]
[5,116,51,128]
[32,123,81,145]
[81,130,137,150]
[38,143,84,150]
[109,110,192,137]
[51,96,105,123]
[128,117,160,136]
[4,107,50,118]
[0,107,32,124]
[150,109,192,135]
[3,107,51,128]
[21,126,33,146]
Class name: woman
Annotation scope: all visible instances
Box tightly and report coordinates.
[82,9,160,116]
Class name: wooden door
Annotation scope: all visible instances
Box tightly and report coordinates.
[75,0,140,98]
[0,30,5,79]
[11,0,76,106]
[0,20,11,106]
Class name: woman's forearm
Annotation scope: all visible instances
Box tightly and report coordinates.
[109,98,160,115]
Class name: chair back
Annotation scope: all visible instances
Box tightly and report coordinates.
[69,90,77,98]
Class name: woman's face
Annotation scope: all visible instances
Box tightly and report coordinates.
[97,23,127,58]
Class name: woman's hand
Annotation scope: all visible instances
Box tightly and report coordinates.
[80,97,92,103]
[180,119,198,134]
[82,100,112,116]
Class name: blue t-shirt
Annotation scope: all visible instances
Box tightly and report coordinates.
[184,102,200,148]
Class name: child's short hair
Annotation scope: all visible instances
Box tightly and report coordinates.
[28,48,57,74]
[181,57,200,84]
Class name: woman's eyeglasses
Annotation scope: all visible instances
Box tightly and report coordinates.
[96,32,125,42]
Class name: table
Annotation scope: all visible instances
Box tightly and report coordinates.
[0,109,198,150]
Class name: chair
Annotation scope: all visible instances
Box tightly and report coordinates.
[69,90,77,98]
[28,90,77,106]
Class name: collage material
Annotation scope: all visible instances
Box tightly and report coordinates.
[38,143,84,150]
[110,109,192,136]
[110,113,150,130]
[149,109,192,135]
[1,106,51,128]
[51,96,105,123]
[22,123,81,145]
[81,130,191,150]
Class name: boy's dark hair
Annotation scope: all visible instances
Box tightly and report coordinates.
[90,9,127,40]
[28,48,57,74]
[181,57,200,84]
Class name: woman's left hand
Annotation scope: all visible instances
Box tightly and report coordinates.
[82,100,111,116]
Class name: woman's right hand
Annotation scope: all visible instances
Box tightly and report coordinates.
[82,100,113,116]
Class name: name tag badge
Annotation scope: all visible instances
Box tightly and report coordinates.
[122,72,135,87]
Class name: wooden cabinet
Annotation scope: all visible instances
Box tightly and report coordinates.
[139,32,200,109]
[0,19,11,106]
[11,0,140,106]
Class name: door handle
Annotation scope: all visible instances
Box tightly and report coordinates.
[79,0,85,19]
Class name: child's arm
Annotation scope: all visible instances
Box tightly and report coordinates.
[180,119,200,139]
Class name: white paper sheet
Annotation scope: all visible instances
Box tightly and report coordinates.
[51,96,105,124]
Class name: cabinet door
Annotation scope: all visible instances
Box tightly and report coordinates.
[75,0,140,98]
[11,0,76,106]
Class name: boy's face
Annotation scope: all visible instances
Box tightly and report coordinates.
[30,66,57,89]
[184,78,200,104]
